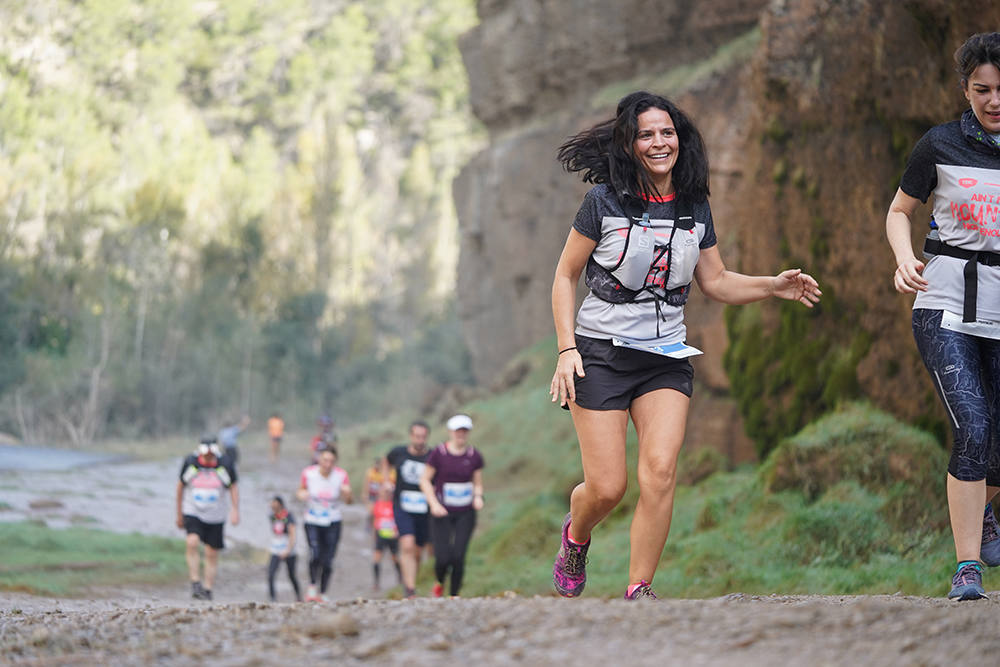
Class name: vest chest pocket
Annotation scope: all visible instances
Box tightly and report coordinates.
[665,233,700,290]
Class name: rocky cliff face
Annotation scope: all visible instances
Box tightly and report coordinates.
[455,0,1000,458]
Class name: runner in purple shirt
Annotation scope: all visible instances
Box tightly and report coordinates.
[419,414,484,597]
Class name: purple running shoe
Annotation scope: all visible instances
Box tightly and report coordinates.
[982,503,1000,567]
[553,513,589,597]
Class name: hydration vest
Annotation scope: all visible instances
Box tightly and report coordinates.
[585,195,694,307]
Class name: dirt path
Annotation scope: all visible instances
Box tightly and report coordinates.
[3,593,1000,665]
[0,443,379,604]
[3,446,1000,665]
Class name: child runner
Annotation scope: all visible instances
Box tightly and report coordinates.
[266,496,302,602]
[371,485,402,590]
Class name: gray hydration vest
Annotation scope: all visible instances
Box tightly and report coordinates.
[585,194,694,308]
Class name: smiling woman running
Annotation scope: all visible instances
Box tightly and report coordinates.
[550,91,822,600]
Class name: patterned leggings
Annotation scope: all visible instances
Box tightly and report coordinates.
[912,309,1000,485]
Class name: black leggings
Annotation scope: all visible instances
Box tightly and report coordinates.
[430,510,476,596]
[305,522,342,593]
[912,309,1000,484]
[267,554,301,601]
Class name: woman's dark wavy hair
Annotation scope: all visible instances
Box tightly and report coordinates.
[955,32,1000,85]
[557,91,710,204]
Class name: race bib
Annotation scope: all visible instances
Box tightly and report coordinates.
[270,535,289,554]
[191,488,220,509]
[399,489,428,514]
[442,482,474,508]
[940,309,1000,340]
[612,337,703,359]
[376,518,397,539]
[307,504,332,522]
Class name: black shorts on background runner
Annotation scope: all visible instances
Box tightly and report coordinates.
[183,515,225,549]
[566,335,694,411]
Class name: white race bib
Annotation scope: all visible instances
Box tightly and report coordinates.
[192,488,220,510]
[941,309,1000,340]
[612,337,703,359]
[399,489,429,514]
[442,482,474,508]
[270,535,289,554]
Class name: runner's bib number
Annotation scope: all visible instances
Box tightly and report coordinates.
[611,337,703,359]
[270,535,289,554]
[192,488,220,509]
[376,518,397,539]
[399,490,428,514]
[941,309,1000,340]
[442,482,474,508]
[307,499,332,522]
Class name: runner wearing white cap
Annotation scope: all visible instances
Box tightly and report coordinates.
[419,414,484,597]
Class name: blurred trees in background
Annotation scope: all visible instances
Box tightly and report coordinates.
[0,0,482,443]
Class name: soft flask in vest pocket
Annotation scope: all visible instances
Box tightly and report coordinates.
[610,213,654,290]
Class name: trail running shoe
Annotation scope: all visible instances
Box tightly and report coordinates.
[982,503,1000,567]
[948,562,987,601]
[553,513,589,597]
[191,581,204,599]
[432,582,444,598]
[624,580,657,600]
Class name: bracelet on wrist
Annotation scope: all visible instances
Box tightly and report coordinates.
[558,346,577,355]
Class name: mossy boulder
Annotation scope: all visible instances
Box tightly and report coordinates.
[760,403,948,531]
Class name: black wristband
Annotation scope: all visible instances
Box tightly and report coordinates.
[558,346,577,355]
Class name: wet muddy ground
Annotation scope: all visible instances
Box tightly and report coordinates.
[2,443,1000,665]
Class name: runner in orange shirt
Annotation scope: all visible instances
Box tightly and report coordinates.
[267,413,285,463]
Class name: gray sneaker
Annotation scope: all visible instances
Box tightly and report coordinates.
[948,562,986,601]
[981,503,1000,567]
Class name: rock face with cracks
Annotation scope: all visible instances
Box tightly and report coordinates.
[453,0,1000,457]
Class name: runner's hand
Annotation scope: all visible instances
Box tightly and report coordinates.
[771,269,822,306]
[430,503,448,518]
[176,514,183,529]
[550,349,584,407]
[894,257,928,293]
[230,508,240,526]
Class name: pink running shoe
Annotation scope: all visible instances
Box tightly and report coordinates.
[553,513,589,597]
[624,580,657,600]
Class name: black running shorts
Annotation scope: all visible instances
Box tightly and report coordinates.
[565,335,694,411]
[183,515,225,550]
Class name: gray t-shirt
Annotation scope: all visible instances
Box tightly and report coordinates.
[900,110,1000,319]
[571,184,717,344]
